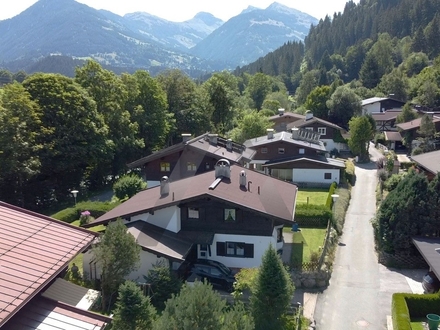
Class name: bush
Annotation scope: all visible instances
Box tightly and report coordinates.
[392,293,440,330]
[344,159,356,185]
[384,173,406,192]
[113,174,147,200]
[295,204,332,227]
[51,201,120,223]
[325,182,337,209]
[51,207,80,223]
[374,133,386,146]
[412,147,423,156]
[333,185,351,234]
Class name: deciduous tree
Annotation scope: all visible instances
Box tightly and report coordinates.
[348,116,374,161]
[93,219,141,312]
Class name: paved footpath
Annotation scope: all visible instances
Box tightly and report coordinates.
[312,146,425,330]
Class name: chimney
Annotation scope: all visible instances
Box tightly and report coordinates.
[160,176,169,196]
[291,127,299,140]
[305,111,313,121]
[215,159,231,179]
[226,138,232,152]
[239,170,247,187]
[208,133,218,145]
[278,108,285,116]
[181,133,191,143]
[267,128,274,139]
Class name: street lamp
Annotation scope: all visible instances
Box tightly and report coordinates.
[331,194,339,221]
[71,190,79,207]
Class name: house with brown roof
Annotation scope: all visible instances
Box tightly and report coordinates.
[269,109,305,132]
[243,128,345,186]
[371,109,403,133]
[0,202,111,330]
[83,160,298,279]
[127,133,255,188]
[285,112,348,152]
[411,150,440,180]
[396,115,440,149]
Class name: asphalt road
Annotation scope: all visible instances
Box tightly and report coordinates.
[313,145,424,330]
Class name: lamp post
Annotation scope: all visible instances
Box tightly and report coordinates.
[71,190,79,207]
[331,194,339,222]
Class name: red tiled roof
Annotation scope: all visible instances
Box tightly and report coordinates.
[86,165,298,227]
[0,202,98,327]
[2,296,111,330]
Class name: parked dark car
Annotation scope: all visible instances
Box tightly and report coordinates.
[422,271,440,293]
[189,259,236,292]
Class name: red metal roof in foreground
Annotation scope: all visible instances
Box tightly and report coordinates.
[2,296,111,330]
[0,202,98,327]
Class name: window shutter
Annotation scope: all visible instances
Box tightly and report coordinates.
[244,244,254,258]
[217,242,225,256]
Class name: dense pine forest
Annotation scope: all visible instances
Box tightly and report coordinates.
[1,0,440,211]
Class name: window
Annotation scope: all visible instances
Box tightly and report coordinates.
[226,242,245,257]
[318,127,326,135]
[261,147,268,154]
[187,162,197,171]
[324,173,332,180]
[305,127,314,131]
[277,228,283,242]
[224,209,236,221]
[217,242,254,258]
[278,148,285,154]
[160,162,170,172]
[205,162,210,170]
[188,207,199,219]
[299,148,305,154]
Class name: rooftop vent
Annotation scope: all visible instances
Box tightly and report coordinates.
[239,170,247,187]
[267,128,274,139]
[278,108,285,116]
[181,133,191,143]
[226,139,232,152]
[215,159,231,179]
[208,133,218,145]
[305,111,313,121]
[160,176,169,196]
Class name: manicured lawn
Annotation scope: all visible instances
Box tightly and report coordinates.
[284,227,327,264]
[296,188,328,206]
[410,319,425,330]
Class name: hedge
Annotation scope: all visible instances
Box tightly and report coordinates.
[345,159,356,185]
[295,204,331,227]
[51,201,120,223]
[392,293,440,330]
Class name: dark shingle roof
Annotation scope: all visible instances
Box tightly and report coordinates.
[412,237,440,280]
[86,165,298,227]
[0,202,98,327]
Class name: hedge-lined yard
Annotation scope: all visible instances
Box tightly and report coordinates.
[296,188,329,206]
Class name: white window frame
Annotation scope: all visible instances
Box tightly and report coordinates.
[278,148,285,154]
[318,127,326,135]
[261,147,268,154]
[299,148,305,154]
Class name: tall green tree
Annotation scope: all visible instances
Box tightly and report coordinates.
[154,281,254,330]
[93,219,141,312]
[245,72,272,110]
[374,170,432,254]
[0,83,42,207]
[417,114,437,152]
[22,73,108,208]
[304,85,332,120]
[396,103,417,124]
[112,281,156,330]
[130,70,172,152]
[251,244,294,330]
[327,86,362,128]
[376,68,408,102]
[229,110,272,143]
[348,116,374,161]
[75,60,143,183]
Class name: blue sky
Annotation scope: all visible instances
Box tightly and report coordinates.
[1,0,359,22]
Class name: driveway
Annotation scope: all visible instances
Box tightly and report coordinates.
[313,144,425,330]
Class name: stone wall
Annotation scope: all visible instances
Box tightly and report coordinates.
[291,269,331,289]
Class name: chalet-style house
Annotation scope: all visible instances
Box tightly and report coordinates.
[243,128,345,186]
[269,110,348,152]
[361,97,405,115]
[83,160,298,280]
[371,109,403,133]
[0,202,111,330]
[411,150,440,180]
[396,115,440,149]
[269,109,305,132]
[127,133,255,188]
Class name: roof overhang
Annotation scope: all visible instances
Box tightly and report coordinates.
[412,237,440,279]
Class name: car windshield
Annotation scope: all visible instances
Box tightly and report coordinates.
[215,262,231,275]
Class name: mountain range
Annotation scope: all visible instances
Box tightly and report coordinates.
[0,0,318,77]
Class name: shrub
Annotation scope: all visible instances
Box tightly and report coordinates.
[113,174,147,200]
[325,182,338,209]
[412,147,423,156]
[384,173,406,192]
[51,207,80,223]
[374,133,386,146]
[344,159,356,185]
[295,204,331,227]
[333,185,350,234]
